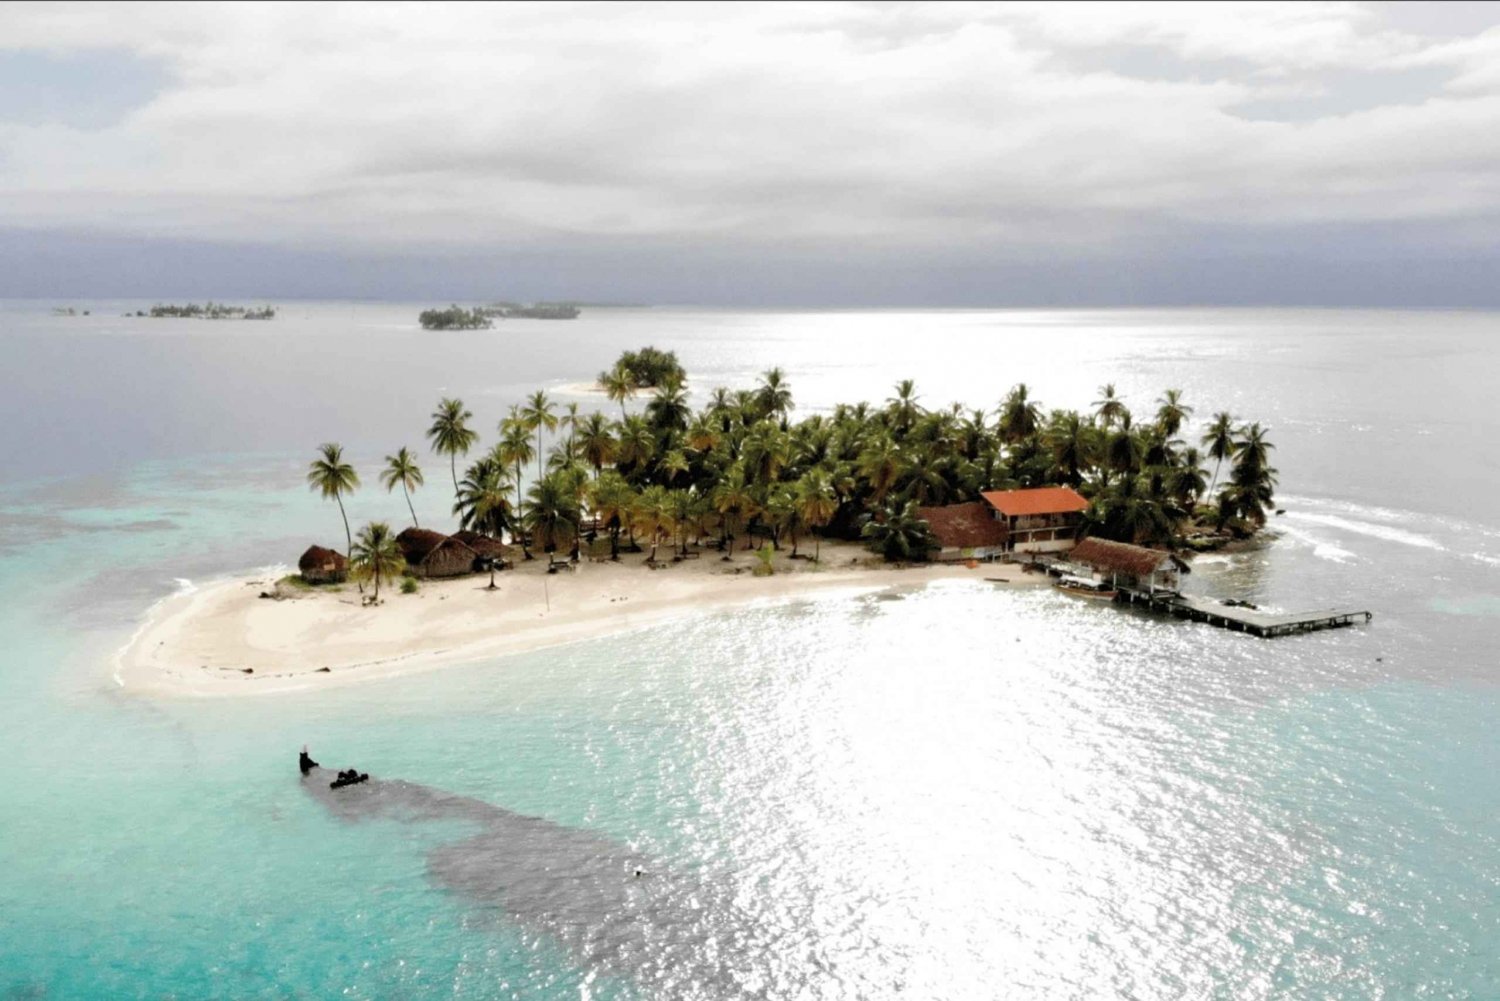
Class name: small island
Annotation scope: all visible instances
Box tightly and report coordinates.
[135,302,276,320]
[418,302,584,329]
[418,305,493,330]
[119,353,1288,694]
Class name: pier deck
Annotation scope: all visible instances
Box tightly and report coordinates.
[1119,589,1372,638]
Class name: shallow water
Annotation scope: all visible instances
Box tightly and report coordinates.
[1,303,1497,998]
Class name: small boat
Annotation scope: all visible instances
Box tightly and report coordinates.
[1055,574,1117,600]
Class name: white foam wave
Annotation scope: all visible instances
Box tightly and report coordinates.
[1275,522,1356,563]
[172,577,198,595]
[1287,513,1445,552]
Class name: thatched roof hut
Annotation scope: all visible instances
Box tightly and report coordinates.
[298,545,348,585]
[451,530,512,565]
[396,528,480,579]
[916,502,1008,560]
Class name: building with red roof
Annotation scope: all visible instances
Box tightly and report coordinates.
[979,485,1090,555]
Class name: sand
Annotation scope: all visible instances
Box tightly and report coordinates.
[115,542,1039,696]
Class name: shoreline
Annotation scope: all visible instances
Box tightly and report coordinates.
[115,542,1040,697]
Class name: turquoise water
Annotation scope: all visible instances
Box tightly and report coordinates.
[2,304,1498,998]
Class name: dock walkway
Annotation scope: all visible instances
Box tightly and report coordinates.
[1120,589,1372,638]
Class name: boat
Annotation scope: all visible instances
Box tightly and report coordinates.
[1055,574,1118,600]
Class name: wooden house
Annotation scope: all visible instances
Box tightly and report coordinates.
[916,501,1009,562]
[979,486,1090,555]
[395,528,481,579]
[1068,538,1190,596]
[298,545,348,585]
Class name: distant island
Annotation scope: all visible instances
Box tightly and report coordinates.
[419,302,584,329]
[484,302,582,320]
[134,302,276,320]
[419,305,493,330]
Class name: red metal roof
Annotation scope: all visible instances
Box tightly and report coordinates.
[980,486,1090,517]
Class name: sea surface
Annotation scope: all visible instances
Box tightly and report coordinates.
[1,302,1497,999]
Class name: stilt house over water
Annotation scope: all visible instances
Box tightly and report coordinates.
[395,528,481,579]
[979,486,1090,556]
[1068,538,1190,596]
[917,501,1009,562]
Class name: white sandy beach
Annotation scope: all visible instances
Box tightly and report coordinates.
[117,542,1038,696]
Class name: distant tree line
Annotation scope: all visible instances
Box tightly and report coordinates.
[419,306,493,330]
[140,302,275,319]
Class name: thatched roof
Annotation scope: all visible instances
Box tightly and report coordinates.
[396,528,451,563]
[1070,538,1190,577]
[981,486,1090,517]
[298,545,347,573]
[917,502,1008,549]
[451,530,512,560]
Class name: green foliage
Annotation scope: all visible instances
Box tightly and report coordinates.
[753,543,776,576]
[146,302,275,319]
[399,576,419,594]
[350,521,406,601]
[611,347,684,388]
[861,500,937,563]
[419,306,493,330]
[276,574,312,590]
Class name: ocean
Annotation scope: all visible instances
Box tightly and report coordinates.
[1,302,1497,999]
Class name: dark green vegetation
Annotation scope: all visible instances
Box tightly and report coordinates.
[602,347,685,392]
[309,366,1276,571]
[139,302,275,319]
[419,306,493,330]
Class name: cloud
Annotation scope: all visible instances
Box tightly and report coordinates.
[0,1,1497,292]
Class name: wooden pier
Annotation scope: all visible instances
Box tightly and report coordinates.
[1118,589,1372,638]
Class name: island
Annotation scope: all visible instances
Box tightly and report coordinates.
[119,358,1282,694]
[136,302,277,319]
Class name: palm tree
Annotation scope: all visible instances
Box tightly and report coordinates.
[998,384,1042,443]
[576,412,617,476]
[886,379,922,437]
[1044,411,1096,488]
[497,415,535,555]
[796,469,837,561]
[349,521,405,602]
[453,457,514,539]
[614,415,657,478]
[521,391,558,484]
[856,436,905,502]
[306,442,359,562]
[1155,389,1193,438]
[1201,411,1236,496]
[861,499,936,563]
[756,367,793,422]
[646,384,693,434]
[524,472,581,554]
[1093,384,1128,428]
[589,471,636,559]
[426,397,479,499]
[599,364,636,420]
[712,464,757,553]
[380,447,424,528]
[634,485,673,562]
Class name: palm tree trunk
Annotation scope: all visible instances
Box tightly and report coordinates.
[1208,458,1223,499]
[450,453,458,497]
[336,493,352,559]
[373,567,380,601]
[404,484,419,528]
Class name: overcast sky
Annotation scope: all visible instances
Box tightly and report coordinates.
[3,1,1500,305]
